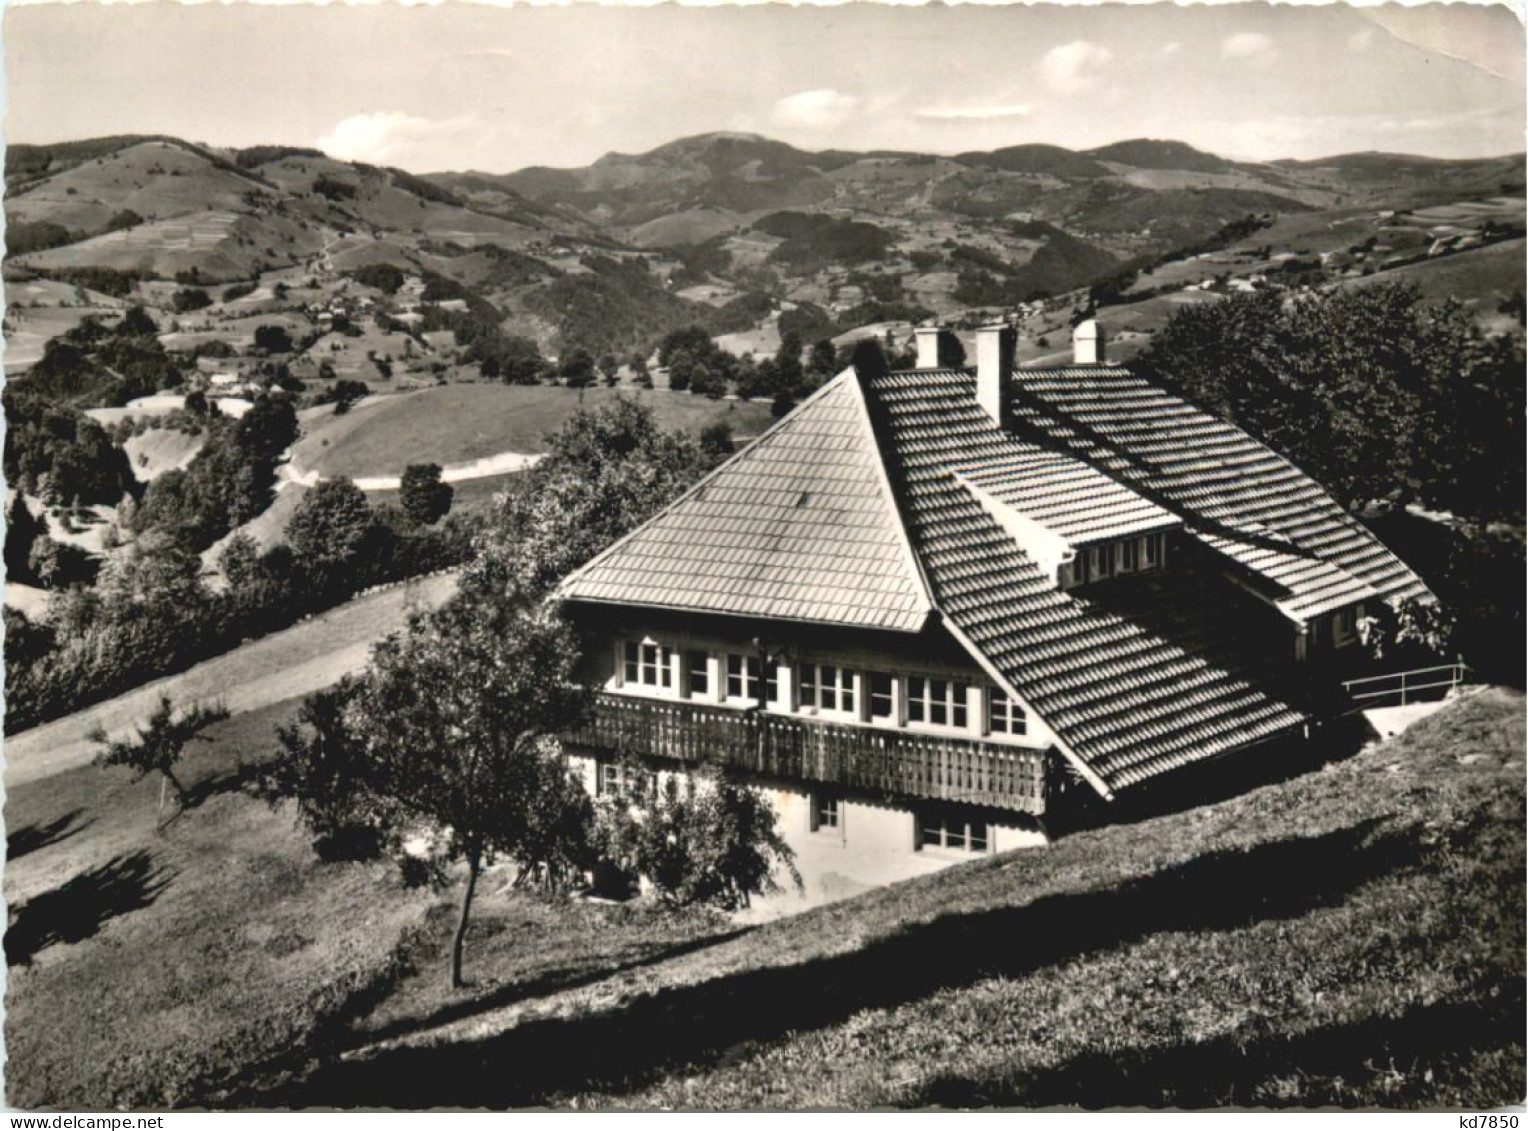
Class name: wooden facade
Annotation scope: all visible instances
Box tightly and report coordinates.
[567,691,1049,814]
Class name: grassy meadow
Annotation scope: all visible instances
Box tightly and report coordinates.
[6,680,1521,1109]
[289,383,777,481]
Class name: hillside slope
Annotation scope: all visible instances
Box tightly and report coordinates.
[244,687,1524,1110]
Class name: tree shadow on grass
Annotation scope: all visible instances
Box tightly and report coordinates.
[352,925,755,1051]
[913,989,1527,1109]
[181,759,267,811]
[5,850,173,966]
[252,818,1428,1109]
[7,809,94,862]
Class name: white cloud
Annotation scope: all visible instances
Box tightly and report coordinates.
[915,102,1033,123]
[1349,28,1376,52]
[1159,42,1182,58]
[1221,32,1278,68]
[315,111,475,166]
[771,89,860,132]
[1041,41,1113,95]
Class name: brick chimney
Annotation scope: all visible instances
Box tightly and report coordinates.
[976,323,1016,426]
[1073,319,1104,365]
[914,327,941,370]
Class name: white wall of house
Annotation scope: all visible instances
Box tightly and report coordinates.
[566,752,1048,922]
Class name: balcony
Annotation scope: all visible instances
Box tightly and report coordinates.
[567,692,1048,815]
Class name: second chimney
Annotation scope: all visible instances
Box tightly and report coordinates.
[914,327,942,370]
[1073,318,1104,365]
[976,323,1016,426]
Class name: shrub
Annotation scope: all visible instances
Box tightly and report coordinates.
[595,765,799,911]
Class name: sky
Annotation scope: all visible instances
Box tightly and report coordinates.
[4,1,1523,172]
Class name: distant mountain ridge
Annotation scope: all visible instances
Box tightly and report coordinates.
[4,128,1521,362]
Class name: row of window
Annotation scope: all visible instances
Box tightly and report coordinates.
[619,641,1027,737]
[599,759,994,856]
[811,790,989,853]
[1066,532,1168,588]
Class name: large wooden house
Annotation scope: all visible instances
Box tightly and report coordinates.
[556,322,1432,903]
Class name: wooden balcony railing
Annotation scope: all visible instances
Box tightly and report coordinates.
[567,692,1048,814]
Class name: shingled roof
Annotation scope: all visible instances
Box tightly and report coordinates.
[860,366,1310,793]
[1006,365,1428,621]
[559,375,934,632]
[560,358,1430,797]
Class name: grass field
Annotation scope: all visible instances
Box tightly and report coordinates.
[7,681,1519,1109]
[1343,238,1526,335]
[123,427,205,482]
[288,383,776,481]
[4,697,441,1109]
[4,571,458,789]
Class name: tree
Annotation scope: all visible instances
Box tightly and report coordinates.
[172,288,212,314]
[698,422,734,460]
[5,495,46,584]
[598,353,621,386]
[1134,283,1524,521]
[774,330,804,394]
[286,478,381,590]
[90,693,230,823]
[596,764,798,910]
[809,338,837,378]
[116,305,158,338]
[279,596,593,987]
[254,324,295,354]
[263,677,383,860]
[560,347,596,388]
[313,379,369,414]
[628,351,650,386]
[462,398,715,601]
[400,463,453,526]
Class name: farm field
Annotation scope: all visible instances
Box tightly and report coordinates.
[6,680,1519,1109]
[3,570,459,789]
[122,426,204,482]
[1343,238,1526,332]
[289,383,776,481]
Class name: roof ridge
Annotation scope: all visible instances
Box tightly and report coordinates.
[843,369,938,621]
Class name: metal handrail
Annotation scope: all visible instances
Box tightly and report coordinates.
[1342,662,1472,708]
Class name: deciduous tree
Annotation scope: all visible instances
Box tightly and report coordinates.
[90,693,230,823]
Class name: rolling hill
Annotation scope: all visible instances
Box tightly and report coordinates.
[5,129,1522,363]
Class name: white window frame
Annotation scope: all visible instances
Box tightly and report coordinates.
[598,758,654,799]
[798,662,858,718]
[684,649,711,699]
[1117,538,1139,574]
[917,811,990,855]
[906,675,970,732]
[867,670,896,723]
[1142,532,1164,569]
[1089,543,1113,581]
[622,638,674,693]
[725,652,763,704]
[809,790,843,835]
[985,686,1027,737]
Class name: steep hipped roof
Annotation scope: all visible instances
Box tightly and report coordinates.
[862,367,1309,791]
[1007,366,1428,619]
[558,375,934,632]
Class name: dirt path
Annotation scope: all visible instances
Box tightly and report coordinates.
[3,571,459,789]
[281,449,543,491]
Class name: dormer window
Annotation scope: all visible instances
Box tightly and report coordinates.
[1072,533,1168,588]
